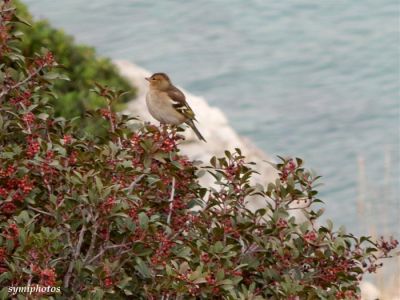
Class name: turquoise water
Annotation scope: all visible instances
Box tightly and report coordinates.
[24,1,399,237]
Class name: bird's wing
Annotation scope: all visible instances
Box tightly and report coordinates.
[167,86,196,120]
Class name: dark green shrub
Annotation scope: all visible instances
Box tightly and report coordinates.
[12,0,135,136]
[0,2,397,299]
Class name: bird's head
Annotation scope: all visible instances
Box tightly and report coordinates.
[145,73,171,90]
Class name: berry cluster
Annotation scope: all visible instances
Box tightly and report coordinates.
[33,51,55,68]
[303,231,317,243]
[10,91,32,107]
[150,232,174,266]
[39,268,57,286]
[279,158,296,182]
[63,134,72,145]
[100,196,116,214]
[26,136,40,158]
[103,266,114,288]
[22,112,35,126]
[377,236,399,256]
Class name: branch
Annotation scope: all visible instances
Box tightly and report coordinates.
[63,223,87,288]
[126,174,145,194]
[84,220,99,263]
[0,66,44,101]
[27,205,53,217]
[0,8,16,14]
[86,243,129,265]
[167,177,176,225]
[106,102,122,148]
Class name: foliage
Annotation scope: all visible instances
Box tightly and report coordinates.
[12,0,135,136]
[0,1,398,299]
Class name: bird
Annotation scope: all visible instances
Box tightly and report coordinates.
[145,73,206,142]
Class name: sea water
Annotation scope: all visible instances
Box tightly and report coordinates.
[24,0,399,237]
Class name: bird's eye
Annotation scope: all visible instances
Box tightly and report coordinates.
[152,77,157,81]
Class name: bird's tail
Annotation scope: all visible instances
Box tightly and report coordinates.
[186,120,206,142]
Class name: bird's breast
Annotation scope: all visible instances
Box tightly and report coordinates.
[146,90,186,125]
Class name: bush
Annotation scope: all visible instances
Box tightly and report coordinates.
[0,2,398,299]
[11,0,135,136]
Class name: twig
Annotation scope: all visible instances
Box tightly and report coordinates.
[84,217,99,263]
[126,174,145,194]
[106,101,122,148]
[116,237,127,257]
[27,205,53,217]
[27,273,33,287]
[0,7,16,14]
[40,170,52,195]
[167,177,176,225]
[86,243,129,265]
[64,223,87,288]
[0,66,44,100]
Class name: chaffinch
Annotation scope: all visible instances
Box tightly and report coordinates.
[145,73,206,142]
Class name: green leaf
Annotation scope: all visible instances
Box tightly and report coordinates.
[36,113,49,120]
[217,279,233,286]
[0,287,9,300]
[295,157,303,167]
[192,277,207,284]
[116,276,132,289]
[216,269,225,281]
[43,72,70,81]
[210,156,217,167]
[18,228,27,246]
[0,272,11,285]
[165,264,173,276]
[366,247,378,253]
[135,258,151,278]
[49,194,57,205]
[176,246,191,259]
[95,176,103,192]
[233,264,248,271]
[15,210,30,224]
[14,14,32,27]
[138,212,149,230]
[213,241,224,253]
[360,236,372,243]
[92,287,105,300]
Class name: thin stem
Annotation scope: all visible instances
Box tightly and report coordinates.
[84,212,99,263]
[64,222,87,288]
[0,66,45,101]
[126,174,145,194]
[167,177,176,225]
[0,7,16,14]
[107,101,122,148]
[27,205,53,217]
[86,243,129,265]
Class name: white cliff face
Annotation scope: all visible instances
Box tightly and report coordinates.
[113,60,277,206]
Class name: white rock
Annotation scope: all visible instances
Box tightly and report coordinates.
[113,60,277,209]
[360,281,381,300]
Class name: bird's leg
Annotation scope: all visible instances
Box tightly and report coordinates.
[169,125,177,139]
[160,122,168,135]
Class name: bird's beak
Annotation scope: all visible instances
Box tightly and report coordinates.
[145,77,150,82]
